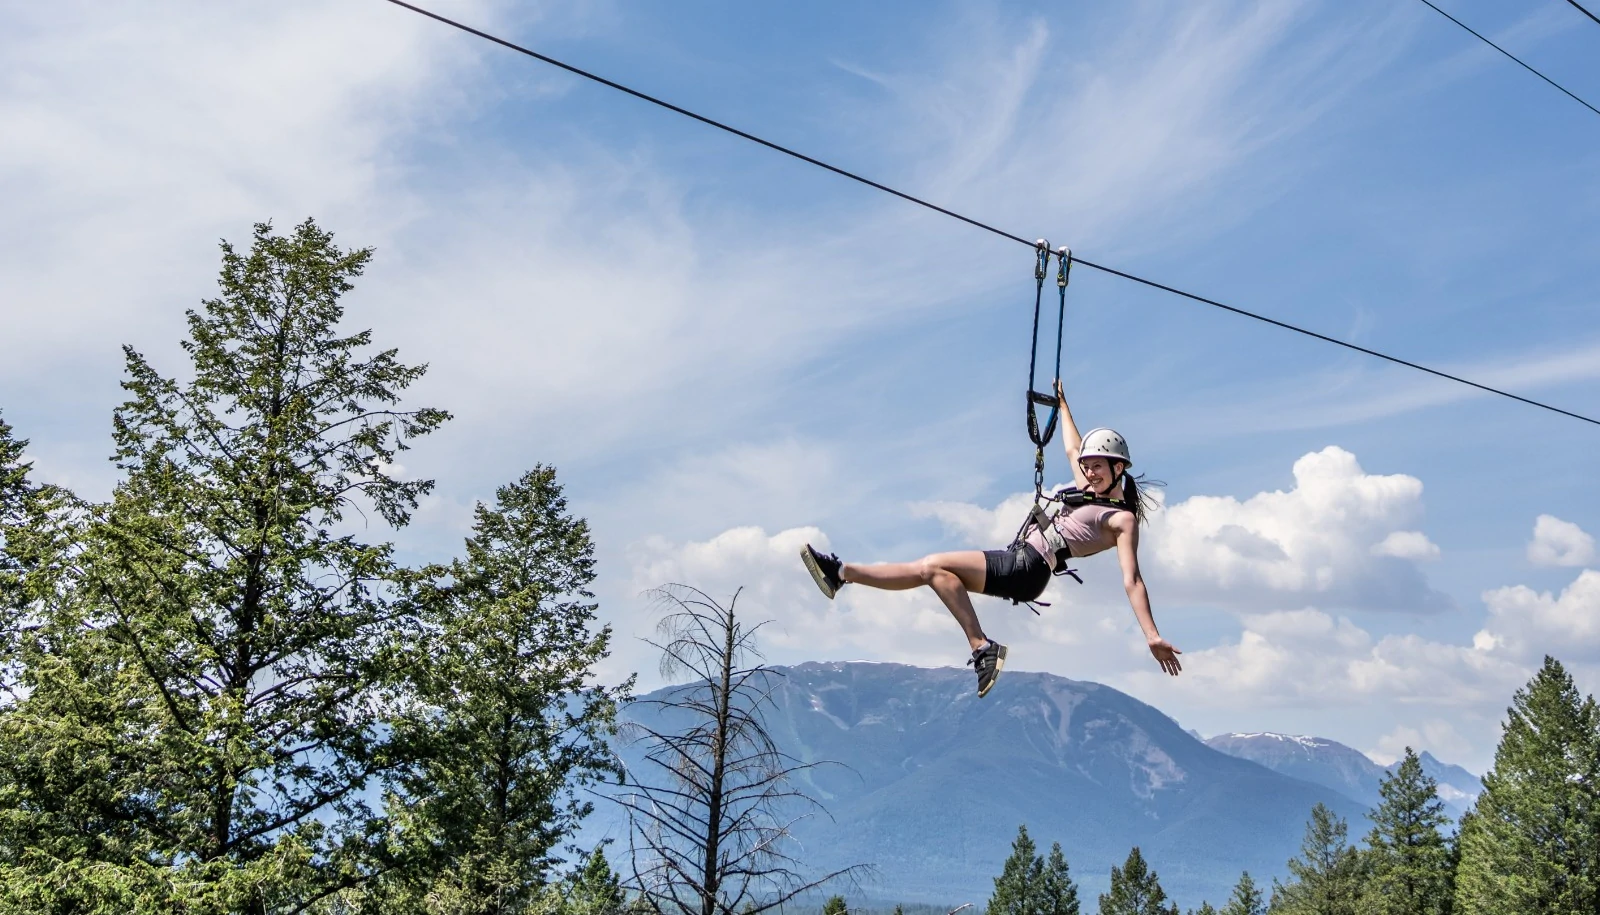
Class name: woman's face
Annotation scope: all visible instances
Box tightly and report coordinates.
[1080,456,1119,494]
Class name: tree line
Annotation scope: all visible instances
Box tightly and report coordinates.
[965,654,1600,915]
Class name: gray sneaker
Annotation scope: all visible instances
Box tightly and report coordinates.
[969,640,1008,698]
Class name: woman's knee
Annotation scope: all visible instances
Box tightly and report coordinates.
[913,555,946,586]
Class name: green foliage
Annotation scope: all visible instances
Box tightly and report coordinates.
[1455,656,1600,914]
[989,825,1042,915]
[370,467,630,912]
[551,846,626,915]
[1040,843,1080,915]
[0,222,632,913]
[1193,904,1218,915]
[1270,804,1362,915]
[822,895,848,915]
[1097,847,1177,915]
[0,412,32,616]
[1358,748,1453,915]
[1220,872,1263,915]
[0,219,451,912]
[988,827,1078,915]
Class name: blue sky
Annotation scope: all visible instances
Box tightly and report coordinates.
[3,0,1598,774]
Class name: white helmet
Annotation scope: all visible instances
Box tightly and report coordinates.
[1079,428,1132,468]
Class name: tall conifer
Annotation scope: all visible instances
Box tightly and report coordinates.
[1097,847,1177,915]
[990,825,1043,915]
[1039,842,1080,915]
[374,467,628,911]
[1271,803,1362,915]
[1455,656,1600,914]
[0,221,449,911]
[1359,747,1452,915]
[1219,872,1263,915]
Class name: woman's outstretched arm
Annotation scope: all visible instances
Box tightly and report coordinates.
[1054,379,1089,491]
[1111,515,1182,676]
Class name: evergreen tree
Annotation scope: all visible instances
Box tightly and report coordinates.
[0,412,34,618]
[822,895,848,915]
[1039,842,1081,915]
[1272,804,1362,915]
[1220,872,1264,915]
[565,846,627,915]
[374,467,629,912]
[0,220,449,912]
[1194,905,1218,915]
[990,825,1044,915]
[1359,748,1452,915]
[1097,847,1178,915]
[1455,656,1600,914]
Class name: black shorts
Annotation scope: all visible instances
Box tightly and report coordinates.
[981,543,1050,604]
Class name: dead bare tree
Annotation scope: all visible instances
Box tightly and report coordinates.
[618,585,866,915]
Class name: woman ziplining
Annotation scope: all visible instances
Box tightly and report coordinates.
[798,242,1182,698]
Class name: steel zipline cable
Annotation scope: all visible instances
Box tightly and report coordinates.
[380,0,1600,428]
[1413,0,1600,118]
[1565,0,1600,29]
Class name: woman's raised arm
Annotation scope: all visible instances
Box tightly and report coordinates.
[1054,379,1089,491]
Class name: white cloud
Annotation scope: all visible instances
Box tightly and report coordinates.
[1479,570,1600,660]
[625,525,968,671]
[0,0,498,365]
[1367,720,1475,768]
[911,491,1041,549]
[1127,607,1525,713]
[1372,531,1441,561]
[917,447,1452,616]
[1528,515,1596,568]
[1148,447,1450,612]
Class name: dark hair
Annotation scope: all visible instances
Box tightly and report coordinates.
[1117,463,1163,523]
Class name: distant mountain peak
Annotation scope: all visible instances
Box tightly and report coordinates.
[1204,730,1482,820]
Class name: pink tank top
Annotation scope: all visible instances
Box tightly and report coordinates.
[1024,502,1125,568]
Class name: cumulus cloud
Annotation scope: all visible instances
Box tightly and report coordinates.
[626,525,966,669]
[922,446,1452,614]
[1478,570,1600,661]
[1372,531,1441,561]
[1527,515,1596,568]
[1125,607,1526,714]
[1148,447,1451,613]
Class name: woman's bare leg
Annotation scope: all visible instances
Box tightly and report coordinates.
[842,551,992,652]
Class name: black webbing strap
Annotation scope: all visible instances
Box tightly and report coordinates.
[1026,242,1071,503]
[1026,241,1059,455]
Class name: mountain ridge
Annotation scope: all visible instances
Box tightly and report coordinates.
[598,661,1377,908]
